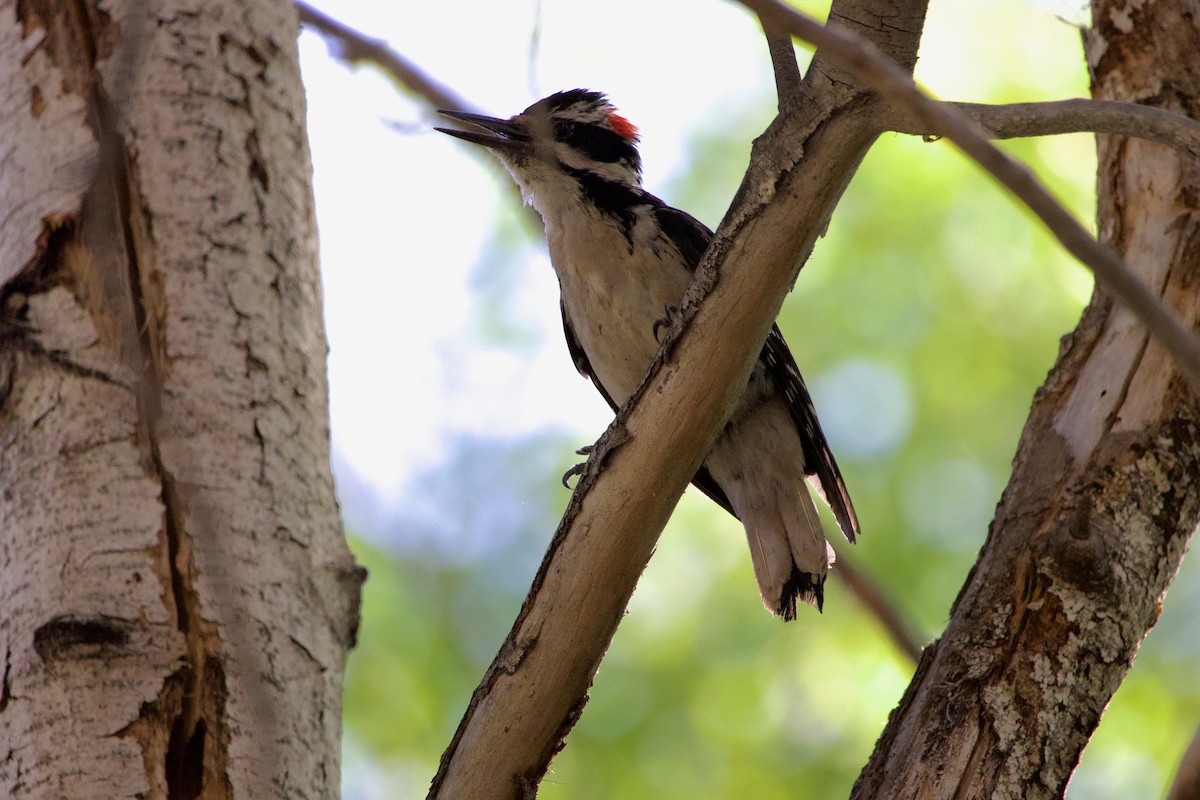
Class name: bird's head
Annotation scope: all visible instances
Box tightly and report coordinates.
[437,89,643,208]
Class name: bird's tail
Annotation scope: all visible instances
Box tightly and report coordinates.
[703,397,838,620]
[703,461,834,619]
[733,477,834,620]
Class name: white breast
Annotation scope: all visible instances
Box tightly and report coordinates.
[547,203,692,405]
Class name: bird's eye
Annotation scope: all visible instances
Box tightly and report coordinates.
[553,120,576,141]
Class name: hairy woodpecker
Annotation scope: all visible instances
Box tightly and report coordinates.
[437,89,858,620]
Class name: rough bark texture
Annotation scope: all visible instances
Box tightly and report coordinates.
[0,1,362,797]
[852,2,1200,797]
[428,1,930,797]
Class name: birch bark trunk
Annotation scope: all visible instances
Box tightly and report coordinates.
[0,1,362,797]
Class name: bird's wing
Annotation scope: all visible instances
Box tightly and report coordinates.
[644,206,738,515]
[655,203,858,541]
[559,252,738,517]
[760,328,859,542]
[653,204,711,268]
[561,298,618,412]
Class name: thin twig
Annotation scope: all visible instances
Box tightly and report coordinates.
[739,0,1200,394]
[884,98,1200,157]
[835,556,924,663]
[763,29,802,109]
[295,3,544,228]
[295,1,467,112]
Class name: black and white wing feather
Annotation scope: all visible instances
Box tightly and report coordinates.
[759,328,859,542]
[559,193,857,542]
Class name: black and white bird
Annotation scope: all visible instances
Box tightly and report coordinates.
[437,89,858,619]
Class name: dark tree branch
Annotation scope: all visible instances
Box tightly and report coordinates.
[835,556,924,663]
[740,0,1200,394]
[1169,725,1200,800]
[739,0,1199,795]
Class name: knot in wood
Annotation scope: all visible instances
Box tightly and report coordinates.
[1048,499,1115,596]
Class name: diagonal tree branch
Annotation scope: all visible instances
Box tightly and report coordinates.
[1170,725,1200,800]
[428,1,933,794]
[294,2,927,666]
[737,0,1200,795]
[295,1,466,111]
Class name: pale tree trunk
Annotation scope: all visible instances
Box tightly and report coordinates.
[0,1,363,798]
[852,1,1200,796]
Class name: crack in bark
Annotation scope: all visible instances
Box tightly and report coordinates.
[951,721,989,800]
[15,1,228,794]
[0,646,11,713]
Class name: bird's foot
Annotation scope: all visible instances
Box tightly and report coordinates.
[561,444,594,488]
[652,303,680,343]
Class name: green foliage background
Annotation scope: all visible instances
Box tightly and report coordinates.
[337,3,1200,796]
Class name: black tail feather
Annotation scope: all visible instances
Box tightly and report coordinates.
[778,566,826,621]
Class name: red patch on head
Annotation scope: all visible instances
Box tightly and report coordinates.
[607,110,639,141]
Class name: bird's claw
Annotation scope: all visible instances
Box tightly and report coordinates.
[562,444,595,488]
[652,303,680,343]
[561,462,586,489]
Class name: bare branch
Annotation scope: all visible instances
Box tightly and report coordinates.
[739,0,1200,394]
[763,29,802,108]
[1169,725,1200,800]
[295,1,467,112]
[883,98,1200,157]
[835,556,924,663]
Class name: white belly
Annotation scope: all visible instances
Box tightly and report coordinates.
[550,211,692,404]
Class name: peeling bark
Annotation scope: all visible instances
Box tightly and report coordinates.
[852,2,1200,797]
[0,1,362,797]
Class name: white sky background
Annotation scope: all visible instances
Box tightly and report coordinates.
[299,0,1090,511]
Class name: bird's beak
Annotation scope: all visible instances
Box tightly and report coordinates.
[435,110,529,149]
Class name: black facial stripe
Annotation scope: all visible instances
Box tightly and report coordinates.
[565,166,651,249]
[555,121,641,175]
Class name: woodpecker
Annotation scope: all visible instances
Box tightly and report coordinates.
[437,89,858,620]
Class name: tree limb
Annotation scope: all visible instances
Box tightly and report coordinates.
[1169,725,1200,800]
[856,0,1200,793]
[885,98,1200,157]
[740,0,1200,394]
[763,29,802,108]
[428,1,933,794]
[295,1,466,111]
